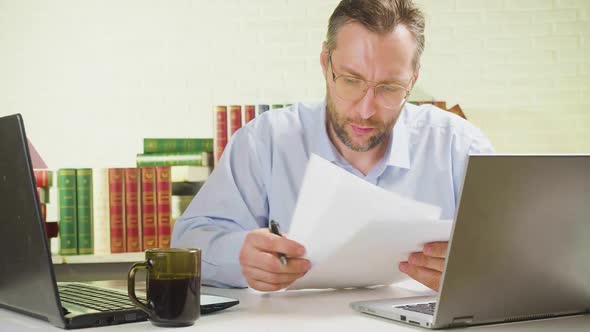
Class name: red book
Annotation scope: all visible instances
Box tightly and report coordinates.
[124,168,141,252]
[34,169,52,188]
[156,166,172,248]
[229,105,242,137]
[244,105,255,124]
[108,168,126,253]
[214,106,228,163]
[141,167,157,250]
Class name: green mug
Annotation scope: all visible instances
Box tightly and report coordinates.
[128,248,201,327]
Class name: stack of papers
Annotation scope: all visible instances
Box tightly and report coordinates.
[287,154,452,290]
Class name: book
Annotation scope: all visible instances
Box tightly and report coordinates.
[76,168,94,255]
[271,104,283,109]
[34,169,53,188]
[214,105,228,163]
[229,105,242,137]
[93,168,111,255]
[143,138,214,154]
[58,169,77,255]
[170,166,211,182]
[156,166,172,248]
[108,168,126,253]
[171,195,193,230]
[124,168,141,252]
[136,152,212,167]
[140,167,158,250]
[256,104,269,116]
[172,182,203,196]
[40,203,47,221]
[37,187,50,204]
[244,105,255,124]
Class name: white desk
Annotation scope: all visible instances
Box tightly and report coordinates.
[1,281,589,331]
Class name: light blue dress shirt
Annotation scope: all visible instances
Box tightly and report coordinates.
[171,102,494,288]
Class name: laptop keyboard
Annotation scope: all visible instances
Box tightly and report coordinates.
[59,283,145,312]
[395,302,437,316]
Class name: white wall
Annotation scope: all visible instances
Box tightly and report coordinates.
[1,0,589,168]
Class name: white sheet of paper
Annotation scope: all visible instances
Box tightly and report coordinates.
[287,154,451,290]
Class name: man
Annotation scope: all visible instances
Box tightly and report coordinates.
[172,0,494,291]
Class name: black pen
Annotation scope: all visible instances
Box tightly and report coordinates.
[269,220,288,265]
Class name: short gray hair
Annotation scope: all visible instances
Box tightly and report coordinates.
[326,0,426,70]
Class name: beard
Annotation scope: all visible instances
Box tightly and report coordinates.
[325,89,396,152]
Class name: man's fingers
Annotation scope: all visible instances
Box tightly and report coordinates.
[242,266,305,286]
[245,278,291,292]
[246,230,306,258]
[399,262,441,291]
[408,252,445,272]
[424,242,448,258]
[240,249,310,274]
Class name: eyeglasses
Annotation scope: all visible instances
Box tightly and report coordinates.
[328,54,411,110]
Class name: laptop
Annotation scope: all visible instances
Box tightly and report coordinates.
[0,113,239,329]
[351,154,590,329]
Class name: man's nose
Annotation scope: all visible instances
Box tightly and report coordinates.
[355,87,377,120]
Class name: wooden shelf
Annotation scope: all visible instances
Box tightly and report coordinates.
[51,252,144,265]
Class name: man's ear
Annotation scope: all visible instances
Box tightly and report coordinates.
[320,42,329,79]
[411,65,420,89]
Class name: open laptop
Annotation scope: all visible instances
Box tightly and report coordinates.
[351,154,590,329]
[0,113,239,329]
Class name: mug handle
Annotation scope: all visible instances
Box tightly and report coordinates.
[128,261,154,317]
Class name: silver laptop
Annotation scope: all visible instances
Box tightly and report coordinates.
[351,155,590,329]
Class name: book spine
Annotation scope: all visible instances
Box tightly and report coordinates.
[244,105,255,124]
[214,105,228,164]
[76,168,94,255]
[40,203,47,221]
[271,104,283,109]
[256,104,269,116]
[229,105,242,137]
[136,153,208,167]
[156,166,172,248]
[37,187,50,204]
[34,170,53,187]
[124,168,141,252]
[143,138,214,154]
[108,168,126,253]
[171,195,193,231]
[93,168,111,255]
[140,167,158,250]
[58,169,77,255]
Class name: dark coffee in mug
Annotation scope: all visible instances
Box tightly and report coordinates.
[128,248,201,327]
[148,276,200,322]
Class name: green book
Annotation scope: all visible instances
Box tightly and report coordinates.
[76,168,94,255]
[136,152,212,167]
[58,169,77,255]
[271,104,283,109]
[37,187,50,204]
[143,138,214,154]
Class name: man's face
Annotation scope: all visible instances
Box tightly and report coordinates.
[322,22,418,152]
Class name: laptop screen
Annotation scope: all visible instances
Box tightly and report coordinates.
[0,114,66,327]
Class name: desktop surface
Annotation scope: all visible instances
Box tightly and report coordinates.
[1,282,589,331]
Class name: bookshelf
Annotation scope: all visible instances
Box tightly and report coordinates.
[51,252,144,265]
[52,253,145,282]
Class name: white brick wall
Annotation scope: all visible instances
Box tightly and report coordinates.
[0,0,588,168]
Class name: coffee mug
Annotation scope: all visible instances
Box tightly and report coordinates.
[128,248,201,327]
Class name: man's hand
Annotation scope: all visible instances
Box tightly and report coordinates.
[399,241,448,291]
[239,229,311,291]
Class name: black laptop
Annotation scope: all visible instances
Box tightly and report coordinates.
[0,113,239,329]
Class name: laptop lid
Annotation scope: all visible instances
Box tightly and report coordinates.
[433,155,590,328]
[0,113,67,328]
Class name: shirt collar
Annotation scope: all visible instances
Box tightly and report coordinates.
[312,102,411,170]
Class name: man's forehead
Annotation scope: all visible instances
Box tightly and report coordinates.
[331,22,416,80]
